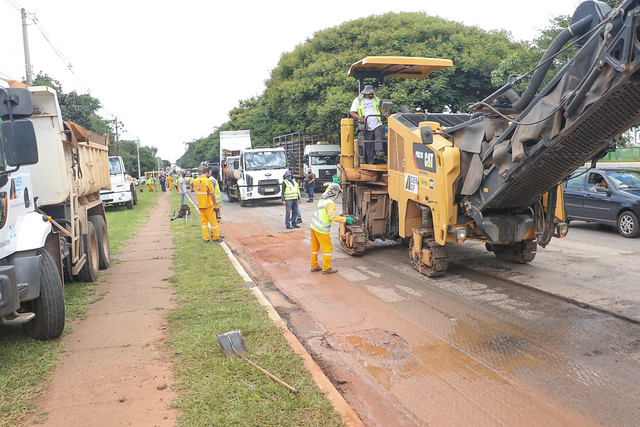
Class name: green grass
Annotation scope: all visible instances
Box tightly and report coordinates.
[0,189,160,426]
[168,192,344,426]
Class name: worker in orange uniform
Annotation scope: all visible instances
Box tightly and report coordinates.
[192,166,222,243]
[310,183,354,274]
[167,174,172,192]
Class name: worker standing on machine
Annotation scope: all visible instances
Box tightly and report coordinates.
[350,84,387,164]
[310,183,354,274]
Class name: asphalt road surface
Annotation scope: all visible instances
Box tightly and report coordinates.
[216,193,640,426]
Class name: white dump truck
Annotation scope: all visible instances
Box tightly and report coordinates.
[100,155,137,209]
[0,83,111,340]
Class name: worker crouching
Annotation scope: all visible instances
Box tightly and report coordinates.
[310,183,354,274]
[193,166,223,243]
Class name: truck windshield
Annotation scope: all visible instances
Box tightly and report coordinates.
[310,154,339,166]
[244,151,287,170]
[108,158,123,175]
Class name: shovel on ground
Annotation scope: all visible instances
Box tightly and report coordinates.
[216,329,298,394]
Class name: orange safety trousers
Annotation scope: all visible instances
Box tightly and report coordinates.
[310,228,333,271]
[148,184,154,192]
[199,206,220,241]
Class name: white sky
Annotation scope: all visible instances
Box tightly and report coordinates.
[0,0,582,162]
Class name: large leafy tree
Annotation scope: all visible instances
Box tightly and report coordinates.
[179,12,522,164]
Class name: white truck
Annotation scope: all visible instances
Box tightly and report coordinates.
[0,84,111,340]
[100,155,137,209]
[220,130,288,207]
[273,132,341,189]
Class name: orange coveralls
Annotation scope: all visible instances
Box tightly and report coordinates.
[192,175,220,241]
[310,199,347,271]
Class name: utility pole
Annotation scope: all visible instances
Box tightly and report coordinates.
[114,117,120,156]
[21,8,33,85]
[136,137,142,180]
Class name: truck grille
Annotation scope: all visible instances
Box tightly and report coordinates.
[257,179,280,196]
[317,168,334,181]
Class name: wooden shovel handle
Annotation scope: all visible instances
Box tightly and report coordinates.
[237,353,299,394]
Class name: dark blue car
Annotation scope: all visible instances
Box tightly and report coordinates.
[563,168,640,237]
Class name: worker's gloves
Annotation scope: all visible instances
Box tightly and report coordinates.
[346,217,355,225]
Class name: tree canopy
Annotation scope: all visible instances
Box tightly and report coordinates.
[178,12,525,167]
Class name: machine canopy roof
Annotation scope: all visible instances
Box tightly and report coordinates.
[348,56,453,79]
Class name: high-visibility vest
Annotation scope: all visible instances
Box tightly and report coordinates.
[284,179,300,200]
[310,199,332,234]
[193,175,214,209]
[210,177,222,205]
[357,95,382,126]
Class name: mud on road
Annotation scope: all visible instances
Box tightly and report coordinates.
[222,196,640,426]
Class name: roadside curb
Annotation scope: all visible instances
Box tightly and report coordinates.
[219,242,364,427]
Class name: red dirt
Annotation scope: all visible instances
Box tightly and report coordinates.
[31,193,177,426]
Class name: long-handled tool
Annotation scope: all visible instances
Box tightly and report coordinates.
[216,329,298,394]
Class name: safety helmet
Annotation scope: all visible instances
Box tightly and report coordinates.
[284,170,293,178]
[321,183,342,200]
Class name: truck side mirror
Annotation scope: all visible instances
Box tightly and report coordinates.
[0,88,33,120]
[421,126,433,145]
[1,120,39,166]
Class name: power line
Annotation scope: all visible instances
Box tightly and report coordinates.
[4,0,22,12]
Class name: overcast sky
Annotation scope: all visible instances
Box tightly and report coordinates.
[0,0,582,163]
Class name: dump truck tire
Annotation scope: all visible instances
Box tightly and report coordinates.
[76,222,99,282]
[23,249,65,340]
[89,215,110,269]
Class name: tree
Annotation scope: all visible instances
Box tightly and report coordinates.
[179,12,522,162]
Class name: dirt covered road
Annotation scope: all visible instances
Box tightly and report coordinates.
[32,193,177,426]
[221,195,640,426]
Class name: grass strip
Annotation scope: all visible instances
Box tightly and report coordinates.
[168,192,344,426]
[0,188,159,426]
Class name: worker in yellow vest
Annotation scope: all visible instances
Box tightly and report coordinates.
[310,183,354,274]
[192,166,222,243]
[281,170,301,229]
[147,175,155,192]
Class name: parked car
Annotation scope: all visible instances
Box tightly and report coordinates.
[563,168,640,237]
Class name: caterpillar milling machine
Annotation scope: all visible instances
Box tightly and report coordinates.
[338,0,640,277]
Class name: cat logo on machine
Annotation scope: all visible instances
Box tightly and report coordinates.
[412,142,437,173]
[404,173,419,194]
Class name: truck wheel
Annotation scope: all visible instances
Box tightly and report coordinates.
[76,222,99,282]
[89,215,110,269]
[126,199,133,209]
[22,249,65,340]
[617,211,639,237]
[240,198,247,207]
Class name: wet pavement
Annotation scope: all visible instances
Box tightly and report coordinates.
[217,194,640,426]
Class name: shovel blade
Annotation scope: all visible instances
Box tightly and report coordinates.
[216,329,248,357]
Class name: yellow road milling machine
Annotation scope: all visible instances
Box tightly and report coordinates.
[339,0,640,277]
